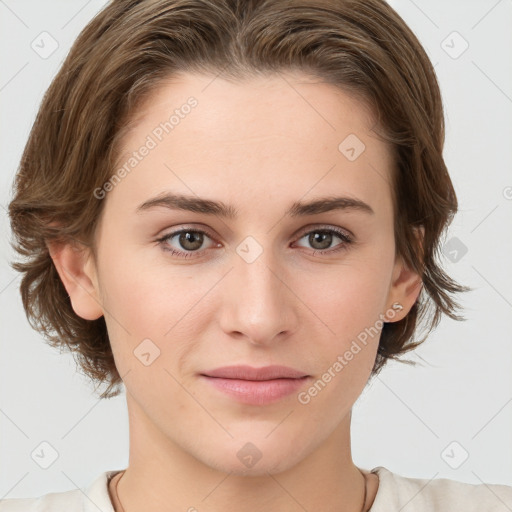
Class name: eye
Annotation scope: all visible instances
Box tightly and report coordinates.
[156,228,218,258]
[156,225,354,259]
[293,226,353,255]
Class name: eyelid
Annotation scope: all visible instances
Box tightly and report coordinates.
[294,223,354,240]
[155,225,220,259]
[158,223,353,243]
[156,223,354,258]
[158,224,217,240]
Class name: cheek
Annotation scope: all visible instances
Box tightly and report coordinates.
[291,253,393,388]
[300,259,392,338]
[98,222,393,372]
[96,246,219,365]
[96,240,187,326]
[295,272,385,410]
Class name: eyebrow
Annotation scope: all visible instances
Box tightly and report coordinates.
[136,192,375,218]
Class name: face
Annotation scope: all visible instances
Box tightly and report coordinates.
[62,71,420,476]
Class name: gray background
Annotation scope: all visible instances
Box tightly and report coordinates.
[1,0,511,499]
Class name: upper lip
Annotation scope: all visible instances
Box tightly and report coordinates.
[201,365,309,380]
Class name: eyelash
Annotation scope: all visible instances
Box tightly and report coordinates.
[155,225,354,259]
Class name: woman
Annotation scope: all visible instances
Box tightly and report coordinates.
[3,0,512,510]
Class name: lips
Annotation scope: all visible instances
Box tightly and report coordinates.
[200,365,309,380]
[199,365,311,405]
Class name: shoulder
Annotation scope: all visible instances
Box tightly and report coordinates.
[0,471,119,512]
[369,466,512,512]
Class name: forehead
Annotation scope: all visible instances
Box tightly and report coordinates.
[108,71,394,220]
[127,71,379,146]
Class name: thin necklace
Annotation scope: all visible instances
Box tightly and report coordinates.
[112,468,369,512]
[359,469,368,512]
[113,470,125,512]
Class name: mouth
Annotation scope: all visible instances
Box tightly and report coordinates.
[199,365,311,405]
[201,364,309,380]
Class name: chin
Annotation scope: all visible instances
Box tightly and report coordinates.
[206,451,300,477]
[195,434,310,477]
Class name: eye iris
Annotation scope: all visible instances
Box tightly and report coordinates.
[179,231,204,251]
[309,231,332,250]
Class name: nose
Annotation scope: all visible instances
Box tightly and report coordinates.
[218,244,298,346]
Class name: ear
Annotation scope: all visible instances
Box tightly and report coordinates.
[47,238,104,321]
[384,226,424,322]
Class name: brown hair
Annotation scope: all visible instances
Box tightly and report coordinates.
[8,0,469,399]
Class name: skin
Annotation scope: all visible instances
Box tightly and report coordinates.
[49,71,422,512]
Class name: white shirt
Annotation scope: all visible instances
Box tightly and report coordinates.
[1,466,511,511]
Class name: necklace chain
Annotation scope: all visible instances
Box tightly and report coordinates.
[112,468,368,512]
[360,469,368,512]
[113,471,125,512]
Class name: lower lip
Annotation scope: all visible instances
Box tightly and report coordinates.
[200,375,311,405]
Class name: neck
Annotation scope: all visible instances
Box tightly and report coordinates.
[115,394,372,512]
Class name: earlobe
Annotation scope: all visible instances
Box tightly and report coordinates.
[385,226,425,322]
[47,239,104,321]
[385,261,423,322]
